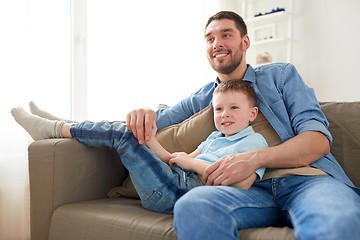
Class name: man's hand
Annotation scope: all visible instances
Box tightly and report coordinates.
[126,108,156,144]
[202,150,260,186]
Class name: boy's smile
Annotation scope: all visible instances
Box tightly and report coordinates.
[213,90,257,137]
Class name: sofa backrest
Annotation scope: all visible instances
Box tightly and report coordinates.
[156,102,360,187]
[320,102,360,188]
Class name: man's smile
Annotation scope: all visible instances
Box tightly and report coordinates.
[213,51,230,59]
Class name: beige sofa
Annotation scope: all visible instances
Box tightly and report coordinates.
[28,102,360,240]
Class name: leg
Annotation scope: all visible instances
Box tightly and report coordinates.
[173,182,280,240]
[277,175,360,240]
[29,101,77,123]
[11,107,64,140]
[71,121,203,213]
[61,123,72,138]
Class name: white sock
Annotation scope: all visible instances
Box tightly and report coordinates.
[11,107,64,140]
[29,101,77,123]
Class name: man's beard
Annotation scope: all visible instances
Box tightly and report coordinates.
[209,44,244,75]
[210,53,243,74]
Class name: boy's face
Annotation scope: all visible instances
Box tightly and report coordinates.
[213,90,257,137]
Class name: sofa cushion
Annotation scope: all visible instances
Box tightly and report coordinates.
[49,198,295,240]
[320,102,360,187]
[49,198,177,240]
[155,105,215,153]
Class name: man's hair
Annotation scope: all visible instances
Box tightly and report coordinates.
[205,11,247,37]
[214,79,256,107]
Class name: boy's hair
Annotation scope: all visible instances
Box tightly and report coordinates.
[214,79,257,107]
[205,11,247,37]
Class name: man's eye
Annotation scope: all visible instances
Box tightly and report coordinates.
[224,34,231,38]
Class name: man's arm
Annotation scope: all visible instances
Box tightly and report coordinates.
[203,131,330,186]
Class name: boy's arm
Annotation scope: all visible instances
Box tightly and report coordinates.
[170,150,257,190]
[230,173,257,190]
[169,149,205,173]
[146,138,171,163]
[144,124,171,163]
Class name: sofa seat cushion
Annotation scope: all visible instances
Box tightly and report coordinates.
[49,198,295,240]
[49,198,177,240]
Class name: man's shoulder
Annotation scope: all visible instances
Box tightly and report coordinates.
[254,62,295,73]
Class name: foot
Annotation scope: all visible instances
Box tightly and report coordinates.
[11,107,64,140]
[29,101,77,123]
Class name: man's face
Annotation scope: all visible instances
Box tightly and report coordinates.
[205,19,245,75]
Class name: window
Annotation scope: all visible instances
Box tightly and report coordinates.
[86,0,219,121]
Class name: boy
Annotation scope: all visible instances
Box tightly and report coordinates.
[12,80,267,213]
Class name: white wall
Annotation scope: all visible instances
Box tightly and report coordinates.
[292,0,360,101]
[222,0,360,101]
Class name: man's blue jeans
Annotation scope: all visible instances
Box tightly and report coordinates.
[173,175,360,240]
[70,120,202,214]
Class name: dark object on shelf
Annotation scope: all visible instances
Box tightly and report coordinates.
[254,7,285,17]
[266,7,285,15]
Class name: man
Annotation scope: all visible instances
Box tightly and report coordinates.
[127,11,360,240]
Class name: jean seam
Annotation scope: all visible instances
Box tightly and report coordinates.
[226,203,278,213]
[282,206,299,235]
[143,189,175,207]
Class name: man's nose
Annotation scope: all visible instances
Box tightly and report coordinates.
[213,38,224,50]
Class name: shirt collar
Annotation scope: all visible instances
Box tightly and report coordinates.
[215,126,255,141]
[215,64,256,84]
[243,64,256,84]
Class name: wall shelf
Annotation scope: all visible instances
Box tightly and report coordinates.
[237,0,293,66]
[246,11,290,25]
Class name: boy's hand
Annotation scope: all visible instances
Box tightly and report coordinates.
[126,108,156,144]
[169,152,196,170]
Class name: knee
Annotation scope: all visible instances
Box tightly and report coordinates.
[173,186,226,238]
[328,202,360,237]
[174,186,216,219]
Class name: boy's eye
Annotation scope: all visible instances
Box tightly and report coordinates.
[215,107,222,111]
[231,106,239,109]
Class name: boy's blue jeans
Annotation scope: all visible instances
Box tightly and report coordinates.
[71,120,360,239]
[71,120,202,214]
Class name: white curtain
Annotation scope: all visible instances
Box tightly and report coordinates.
[0,1,70,239]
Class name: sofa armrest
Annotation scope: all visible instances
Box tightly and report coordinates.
[28,138,127,240]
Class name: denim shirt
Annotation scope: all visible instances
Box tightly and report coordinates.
[156,63,356,189]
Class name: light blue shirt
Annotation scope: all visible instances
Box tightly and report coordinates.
[156,63,355,189]
[196,126,267,181]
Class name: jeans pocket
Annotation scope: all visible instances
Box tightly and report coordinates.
[142,189,175,214]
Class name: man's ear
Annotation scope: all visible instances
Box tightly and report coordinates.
[242,34,250,51]
[249,106,258,122]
